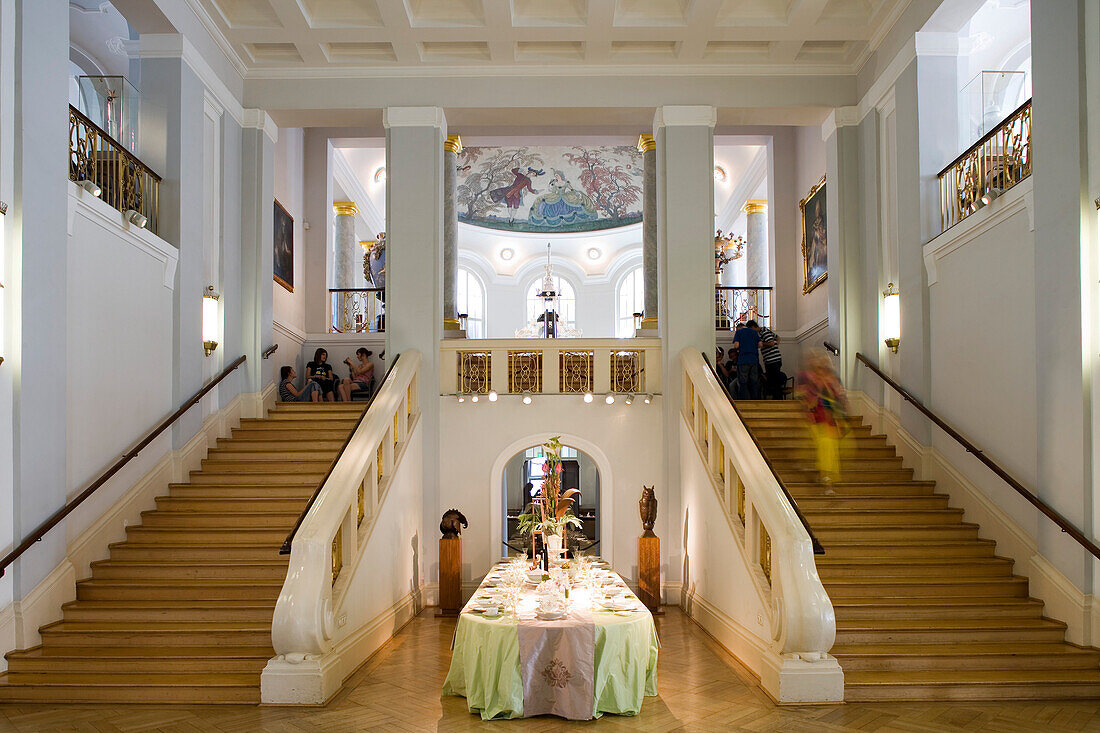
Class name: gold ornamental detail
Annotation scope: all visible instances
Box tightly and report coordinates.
[637,134,656,153]
[742,200,767,214]
[444,134,463,154]
[333,201,359,217]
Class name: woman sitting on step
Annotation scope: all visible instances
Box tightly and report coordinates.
[306,348,340,402]
[278,366,321,402]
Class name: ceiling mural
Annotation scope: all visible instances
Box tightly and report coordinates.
[456,146,643,234]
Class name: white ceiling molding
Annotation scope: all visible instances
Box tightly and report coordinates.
[246,63,861,81]
[654,106,717,129]
[332,149,384,235]
[180,0,248,79]
[382,107,447,130]
[820,106,861,141]
[716,147,767,230]
[241,108,278,143]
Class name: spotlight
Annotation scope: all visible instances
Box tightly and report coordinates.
[488,390,498,402]
[522,391,532,405]
[643,394,652,404]
[471,394,479,403]
[80,179,101,197]
[624,394,634,405]
[458,394,466,403]
[587,247,601,260]
[500,248,514,261]
[605,394,615,405]
[583,392,593,403]
[125,209,148,228]
[980,188,1002,207]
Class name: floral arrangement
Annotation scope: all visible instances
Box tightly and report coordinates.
[517,436,582,539]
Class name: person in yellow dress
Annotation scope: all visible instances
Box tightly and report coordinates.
[795,350,848,493]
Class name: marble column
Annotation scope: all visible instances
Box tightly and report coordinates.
[332,201,358,289]
[638,134,658,330]
[742,200,768,286]
[443,134,462,332]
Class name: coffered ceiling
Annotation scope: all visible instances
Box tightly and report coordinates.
[189,0,911,76]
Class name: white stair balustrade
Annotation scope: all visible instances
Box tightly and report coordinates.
[261,350,423,704]
[679,348,842,703]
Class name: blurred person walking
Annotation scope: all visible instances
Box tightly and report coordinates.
[795,350,848,493]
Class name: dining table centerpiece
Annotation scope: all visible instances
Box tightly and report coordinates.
[517,436,581,559]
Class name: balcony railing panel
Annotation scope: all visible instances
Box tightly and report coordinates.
[69,105,160,234]
[441,338,661,397]
[939,98,1031,231]
[330,288,385,333]
[715,287,772,331]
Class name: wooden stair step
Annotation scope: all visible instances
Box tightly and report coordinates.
[842,669,1100,702]
[186,472,324,485]
[167,484,317,499]
[799,508,967,525]
[108,542,285,562]
[138,509,300,527]
[0,676,261,704]
[777,469,914,482]
[39,621,272,646]
[60,599,275,623]
[230,428,351,440]
[831,642,1100,671]
[206,448,338,461]
[797,494,951,509]
[215,437,344,450]
[749,425,873,438]
[154,496,310,512]
[89,559,288,581]
[197,458,332,473]
[816,557,1014,579]
[76,578,283,601]
[786,481,936,496]
[812,522,981,541]
[824,576,1029,599]
[817,539,998,558]
[4,670,259,686]
[124,526,288,543]
[832,598,1044,620]
[834,618,1068,644]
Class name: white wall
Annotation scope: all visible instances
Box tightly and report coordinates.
[792,125,827,341]
[273,127,307,374]
[437,394,666,597]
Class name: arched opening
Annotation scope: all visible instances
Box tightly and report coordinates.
[502,442,600,557]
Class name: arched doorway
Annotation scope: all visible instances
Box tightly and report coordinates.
[501,442,600,557]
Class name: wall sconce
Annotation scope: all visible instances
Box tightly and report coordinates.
[125,209,148,228]
[80,179,102,197]
[202,286,220,356]
[882,282,900,353]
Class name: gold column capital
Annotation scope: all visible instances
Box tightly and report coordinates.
[742,199,767,214]
[333,201,359,216]
[637,134,656,153]
[444,134,463,154]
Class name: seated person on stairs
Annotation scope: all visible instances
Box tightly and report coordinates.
[344,348,375,399]
[306,347,341,402]
[279,366,321,402]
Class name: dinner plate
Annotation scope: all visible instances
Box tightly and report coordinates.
[536,610,564,620]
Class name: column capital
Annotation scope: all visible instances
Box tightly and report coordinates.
[742,200,767,214]
[444,134,463,154]
[637,134,656,153]
[383,107,447,133]
[653,106,716,130]
[333,201,359,217]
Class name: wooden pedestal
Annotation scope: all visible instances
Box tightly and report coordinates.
[638,535,662,613]
[437,536,462,617]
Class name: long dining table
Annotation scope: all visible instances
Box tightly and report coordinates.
[442,558,659,720]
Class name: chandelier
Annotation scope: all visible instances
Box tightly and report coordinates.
[715,229,744,274]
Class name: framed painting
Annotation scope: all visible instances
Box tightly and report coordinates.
[800,175,827,294]
[274,198,293,292]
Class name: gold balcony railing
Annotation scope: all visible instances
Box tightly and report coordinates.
[715,287,772,331]
[69,105,160,234]
[939,98,1031,231]
[330,288,385,333]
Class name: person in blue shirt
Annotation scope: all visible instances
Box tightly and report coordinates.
[731,320,763,400]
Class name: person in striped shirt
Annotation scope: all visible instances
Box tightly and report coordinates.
[758,325,784,399]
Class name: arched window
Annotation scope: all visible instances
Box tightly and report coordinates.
[456,267,486,338]
[616,266,644,338]
[526,275,576,333]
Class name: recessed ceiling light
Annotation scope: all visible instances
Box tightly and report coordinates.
[501,248,514,260]
[714,166,727,182]
[374,167,386,183]
[587,247,601,260]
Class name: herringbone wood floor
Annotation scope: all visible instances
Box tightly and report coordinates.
[2,607,1099,732]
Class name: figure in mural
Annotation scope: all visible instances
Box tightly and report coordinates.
[489,167,541,223]
[528,169,599,227]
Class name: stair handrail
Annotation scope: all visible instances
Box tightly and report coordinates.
[855,352,1100,560]
[271,349,421,658]
[682,348,835,660]
[0,355,247,578]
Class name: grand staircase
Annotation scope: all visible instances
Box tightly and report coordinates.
[738,400,1100,702]
[0,402,364,704]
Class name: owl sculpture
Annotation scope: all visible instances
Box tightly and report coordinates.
[639,486,657,538]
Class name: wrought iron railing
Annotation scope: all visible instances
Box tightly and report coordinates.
[939,98,1032,231]
[69,105,160,234]
[329,288,385,333]
[716,287,772,330]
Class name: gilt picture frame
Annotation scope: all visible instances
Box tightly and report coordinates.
[800,176,827,294]
[274,198,293,293]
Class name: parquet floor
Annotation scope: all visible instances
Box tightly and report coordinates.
[2,607,1100,732]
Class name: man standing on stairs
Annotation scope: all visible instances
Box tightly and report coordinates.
[731,320,763,400]
[758,325,783,399]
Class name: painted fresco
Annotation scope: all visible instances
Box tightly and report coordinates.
[456,145,643,233]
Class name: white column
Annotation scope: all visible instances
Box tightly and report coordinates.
[384,106,445,585]
[443,134,462,333]
[240,120,276,406]
[638,134,658,331]
[302,130,333,334]
[332,201,358,290]
[743,200,768,286]
[654,105,716,591]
